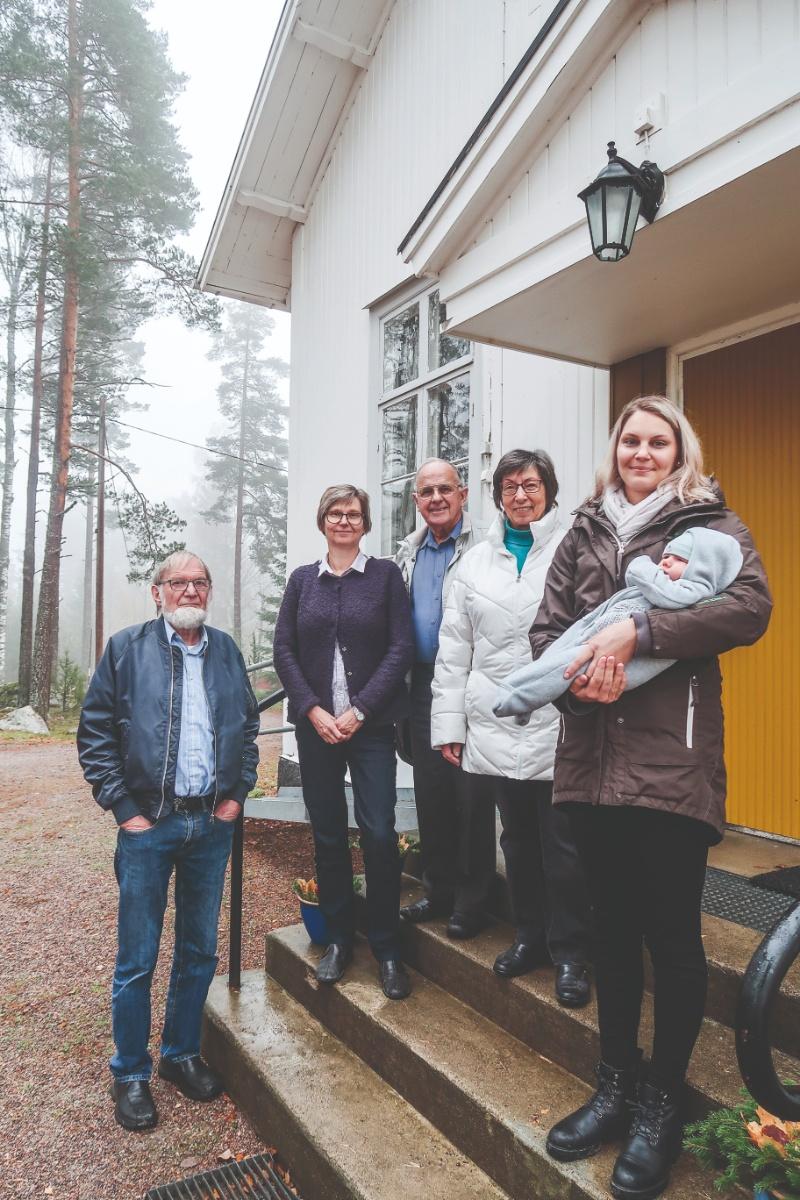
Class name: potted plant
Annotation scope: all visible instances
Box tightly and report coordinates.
[684,1089,800,1198]
[291,875,365,946]
[348,831,420,870]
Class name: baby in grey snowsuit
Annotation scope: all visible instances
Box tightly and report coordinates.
[493,526,743,722]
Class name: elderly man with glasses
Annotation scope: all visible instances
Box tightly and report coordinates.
[394,458,477,934]
[78,550,259,1132]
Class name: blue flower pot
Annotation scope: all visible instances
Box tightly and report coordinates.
[299,899,330,946]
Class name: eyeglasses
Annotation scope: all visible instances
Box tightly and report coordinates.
[325,510,364,526]
[501,480,543,498]
[415,484,459,500]
[161,578,211,594]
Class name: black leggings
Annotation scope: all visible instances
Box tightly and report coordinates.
[564,804,710,1088]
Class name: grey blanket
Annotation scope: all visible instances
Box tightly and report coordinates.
[493,526,743,722]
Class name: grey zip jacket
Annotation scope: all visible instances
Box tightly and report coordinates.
[394,510,476,600]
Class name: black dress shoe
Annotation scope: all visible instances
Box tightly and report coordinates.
[399,896,450,923]
[446,910,487,940]
[379,958,412,1000]
[493,940,550,978]
[555,961,591,1008]
[111,1079,158,1130]
[546,1058,639,1162]
[610,1081,684,1200]
[315,943,352,985]
[158,1055,224,1101]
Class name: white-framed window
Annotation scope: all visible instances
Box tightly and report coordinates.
[379,285,472,553]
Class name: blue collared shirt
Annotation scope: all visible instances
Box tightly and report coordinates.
[164,618,215,797]
[410,518,463,663]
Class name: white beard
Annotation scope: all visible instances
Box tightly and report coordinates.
[164,605,207,631]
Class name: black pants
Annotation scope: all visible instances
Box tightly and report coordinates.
[409,663,463,907]
[565,803,710,1087]
[461,773,593,964]
[295,720,401,961]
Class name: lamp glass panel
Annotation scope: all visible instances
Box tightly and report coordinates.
[603,182,636,248]
[585,188,605,251]
[622,188,643,250]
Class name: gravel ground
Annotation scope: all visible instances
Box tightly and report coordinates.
[0,725,320,1200]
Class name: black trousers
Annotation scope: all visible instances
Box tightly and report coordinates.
[295,720,401,962]
[564,803,710,1087]
[409,663,463,906]
[460,773,593,965]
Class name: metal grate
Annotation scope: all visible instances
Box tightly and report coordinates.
[702,865,795,933]
[144,1153,298,1200]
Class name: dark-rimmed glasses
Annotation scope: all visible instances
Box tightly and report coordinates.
[325,509,364,526]
[501,480,543,498]
[160,578,211,594]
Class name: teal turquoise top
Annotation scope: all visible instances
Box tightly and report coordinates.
[504,519,533,574]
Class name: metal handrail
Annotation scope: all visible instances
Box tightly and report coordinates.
[736,900,800,1118]
[228,686,287,991]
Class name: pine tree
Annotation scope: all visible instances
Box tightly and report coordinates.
[205,303,288,648]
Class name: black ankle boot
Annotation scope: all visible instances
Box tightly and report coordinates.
[610,1080,684,1200]
[546,1058,639,1162]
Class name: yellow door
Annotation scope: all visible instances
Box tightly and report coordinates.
[683,322,800,840]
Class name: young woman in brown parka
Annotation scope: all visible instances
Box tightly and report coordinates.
[539,396,772,1200]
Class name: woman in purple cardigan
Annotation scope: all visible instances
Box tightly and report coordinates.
[273,485,415,999]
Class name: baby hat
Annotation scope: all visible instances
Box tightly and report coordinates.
[664,530,694,560]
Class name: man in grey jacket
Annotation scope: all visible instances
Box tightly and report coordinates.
[395,458,476,932]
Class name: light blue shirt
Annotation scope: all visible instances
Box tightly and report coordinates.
[410,518,462,663]
[164,618,215,797]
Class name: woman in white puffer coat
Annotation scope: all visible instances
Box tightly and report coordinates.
[431,449,592,1006]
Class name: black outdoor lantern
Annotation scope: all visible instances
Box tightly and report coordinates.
[578,141,665,262]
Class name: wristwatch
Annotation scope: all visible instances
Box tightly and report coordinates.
[352,706,365,722]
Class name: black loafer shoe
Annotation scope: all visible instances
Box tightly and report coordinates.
[400,896,451,923]
[493,940,550,978]
[556,961,591,1008]
[379,958,412,1000]
[315,943,352,985]
[158,1055,224,1101]
[111,1079,158,1130]
[446,910,487,940]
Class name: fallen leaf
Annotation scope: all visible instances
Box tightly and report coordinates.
[217,1149,234,1162]
[180,1156,201,1170]
[44,1189,54,1197]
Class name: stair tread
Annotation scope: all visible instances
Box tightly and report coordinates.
[392,882,800,1112]
[268,923,721,1200]
[205,972,510,1200]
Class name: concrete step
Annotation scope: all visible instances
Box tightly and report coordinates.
[396,875,800,1060]
[265,923,722,1200]
[383,882,800,1119]
[203,972,511,1200]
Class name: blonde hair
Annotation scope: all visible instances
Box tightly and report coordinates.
[593,395,716,504]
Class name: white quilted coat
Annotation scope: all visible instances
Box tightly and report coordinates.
[430,507,565,780]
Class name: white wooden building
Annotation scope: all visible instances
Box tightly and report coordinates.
[200,0,800,842]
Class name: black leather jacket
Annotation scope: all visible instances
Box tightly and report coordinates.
[77,618,260,825]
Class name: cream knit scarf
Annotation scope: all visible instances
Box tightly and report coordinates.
[601,483,676,546]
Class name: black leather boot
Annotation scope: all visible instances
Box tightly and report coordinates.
[546,1058,639,1162]
[610,1080,684,1200]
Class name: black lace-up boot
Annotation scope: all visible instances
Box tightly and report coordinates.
[546,1057,640,1162]
[610,1079,684,1200]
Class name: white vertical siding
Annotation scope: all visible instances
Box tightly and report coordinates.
[475,0,800,244]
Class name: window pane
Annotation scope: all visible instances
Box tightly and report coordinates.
[382,396,417,481]
[383,302,419,391]
[428,289,470,370]
[381,477,416,553]
[427,375,470,464]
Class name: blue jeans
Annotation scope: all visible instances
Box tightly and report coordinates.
[295,721,401,961]
[110,809,235,1081]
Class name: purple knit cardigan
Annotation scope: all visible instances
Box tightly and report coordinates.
[273,557,414,725]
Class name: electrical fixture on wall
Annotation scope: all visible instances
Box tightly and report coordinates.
[578,141,665,263]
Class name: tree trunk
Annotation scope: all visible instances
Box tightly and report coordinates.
[18,152,53,705]
[0,277,19,678]
[94,396,105,665]
[31,0,83,719]
[81,495,94,670]
[233,328,250,646]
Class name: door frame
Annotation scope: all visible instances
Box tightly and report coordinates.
[667,300,800,408]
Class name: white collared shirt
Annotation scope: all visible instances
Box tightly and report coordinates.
[317,551,368,716]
